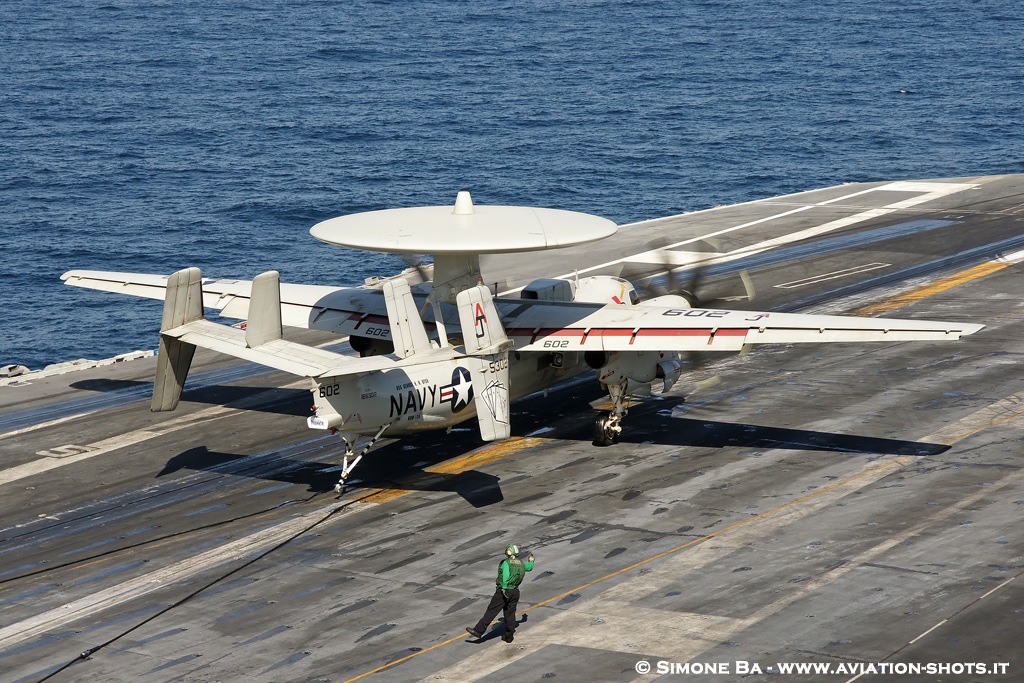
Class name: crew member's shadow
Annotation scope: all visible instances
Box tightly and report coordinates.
[467,614,528,643]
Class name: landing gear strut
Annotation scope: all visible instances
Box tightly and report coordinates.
[334,423,391,494]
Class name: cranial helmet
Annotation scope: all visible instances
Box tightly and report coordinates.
[505,544,519,557]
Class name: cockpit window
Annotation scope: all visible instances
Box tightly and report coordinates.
[628,289,639,305]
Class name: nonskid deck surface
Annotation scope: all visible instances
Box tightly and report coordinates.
[2,176,1023,682]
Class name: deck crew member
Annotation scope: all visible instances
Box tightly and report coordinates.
[466,544,535,643]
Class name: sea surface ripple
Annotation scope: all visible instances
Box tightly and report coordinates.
[2,0,1022,368]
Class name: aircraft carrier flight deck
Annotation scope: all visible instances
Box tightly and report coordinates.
[2,175,1024,682]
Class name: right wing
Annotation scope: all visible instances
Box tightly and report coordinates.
[496,299,984,352]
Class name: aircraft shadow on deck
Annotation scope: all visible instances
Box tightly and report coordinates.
[579,400,950,456]
[70,379,312,417]
[157,400,944,515]
[159,443,505,508]
[73,377,944,458]
[632,417,948,455]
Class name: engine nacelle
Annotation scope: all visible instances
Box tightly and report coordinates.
[641,293,695,309]
[521,278,575,302]
[574,276,638,305]
[349,335,395,357]
[521,275,639,306]
[585,350,682,393]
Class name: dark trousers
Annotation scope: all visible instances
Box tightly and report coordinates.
[474,587,520,634]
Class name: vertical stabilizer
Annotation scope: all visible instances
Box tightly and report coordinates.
[152,268,203,412]
[456,284,509,355]
[245,270,283,348]
[383,278,432,358]
[464,355,511,441]
[456,284,512,441]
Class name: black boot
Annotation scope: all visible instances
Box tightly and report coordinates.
[466,627,483,639]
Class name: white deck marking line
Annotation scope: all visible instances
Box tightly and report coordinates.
[419,391,1024,682]
[841,572,1021,683]
[0,410,103,442]
[907,620,949,647]
[0,378,309,487]
[1,379,1019,675]
[0,408,233,487]
[843,575,1020,682]
[0,338,351,442]
[483,467,1024,665]
[995,248,1024,264]
[977,574,1016,601]
[773,263,893,289]
[550,181,979,283]
[0,501,354,652]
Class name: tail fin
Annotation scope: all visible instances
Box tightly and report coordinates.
[383,278,432,358]
[457,284,512,441]
[245,270,283,347]
[464,355,511,440]
[152,268,203,411]
[456,283,510,355]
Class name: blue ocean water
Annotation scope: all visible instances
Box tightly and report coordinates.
[2,0,1023,369]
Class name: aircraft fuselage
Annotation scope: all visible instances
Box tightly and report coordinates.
[309,351,586,437]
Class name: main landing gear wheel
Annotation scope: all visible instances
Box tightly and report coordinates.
[593,411,621,447]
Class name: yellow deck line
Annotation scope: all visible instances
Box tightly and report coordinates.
[340,457,910,683]
[341,257,1014,682]
[362,436,552,505]
[854,260,1008,316]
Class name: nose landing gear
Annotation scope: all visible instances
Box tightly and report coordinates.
[333,423,391,494]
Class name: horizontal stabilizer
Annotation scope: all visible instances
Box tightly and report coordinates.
[148,269,402,381]
[166,319,357,377]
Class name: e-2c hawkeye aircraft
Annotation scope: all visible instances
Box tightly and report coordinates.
[62,192,984,491]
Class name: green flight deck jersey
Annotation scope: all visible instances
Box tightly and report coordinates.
[496,556,535,589]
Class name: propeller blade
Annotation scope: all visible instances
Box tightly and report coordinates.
[399,254,434,285]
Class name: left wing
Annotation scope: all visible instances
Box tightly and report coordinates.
[499,301,983,352]
[61,269,403,339]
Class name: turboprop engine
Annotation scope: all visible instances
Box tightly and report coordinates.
[521,275,641,306]
[641,293,695,309]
